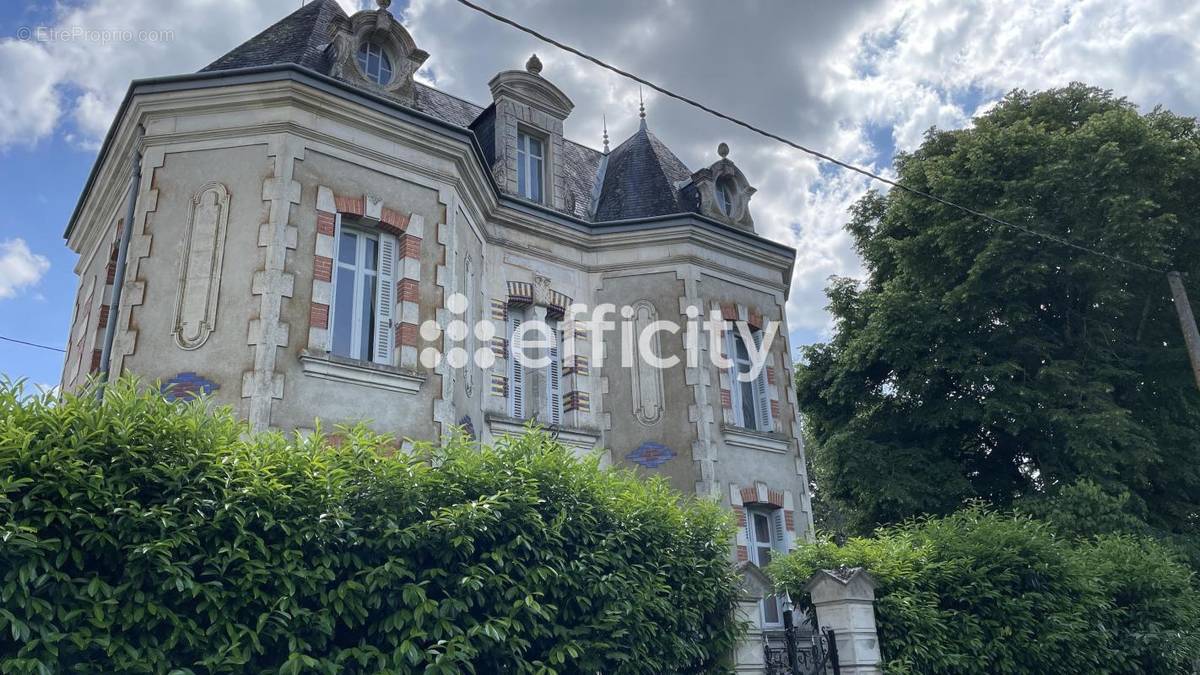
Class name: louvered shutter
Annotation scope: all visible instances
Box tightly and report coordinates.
[743,511,756,557]
[753,330,772,431]
[508,311,524,418]
[373,232,396,365]
[771,508,788,552]
[547,322,562,425]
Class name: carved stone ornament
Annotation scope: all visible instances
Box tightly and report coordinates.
[692,145,757,230]
[532,274,553,307]
[630,300,666,425]
[328,6,429,102]
[172,182,230,350]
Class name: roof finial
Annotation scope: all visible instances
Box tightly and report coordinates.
[376,0,392,9]
[638,87,647,130]
[602,115,610,154]
[718,142,729,158]
[525,53,543,75]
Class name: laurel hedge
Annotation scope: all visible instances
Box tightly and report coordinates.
[0,379,741,674]
[769,507,1200,674]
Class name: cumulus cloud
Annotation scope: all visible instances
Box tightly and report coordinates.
[0,238,51,300]
[2,0,1197,343]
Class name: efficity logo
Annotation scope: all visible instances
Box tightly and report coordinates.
[418,293,778,379]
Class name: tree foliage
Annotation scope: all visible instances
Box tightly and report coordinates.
[770,508,1200,674]
[0,379,741,674]
[797,84,1200,539]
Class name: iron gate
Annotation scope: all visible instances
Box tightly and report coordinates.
[763,626,838,675]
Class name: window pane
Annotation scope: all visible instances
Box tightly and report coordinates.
[754,513,771,543]
[735,333,750,362]
[338,231,357,265]
[741,380,758,428]
[517,149,527,197]
[530,157,542,202]
[332,265,356,358]
[364,236,378,271]
[762,595,781,625]
[757,546,773,568]
[529,136,543,157]
[359,274,376,360]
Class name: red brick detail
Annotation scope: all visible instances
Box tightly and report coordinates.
[748,308,763,330]
[397,322,418,348]
[313,255,333,282]
[740,486,758,505]
[733,505,747,527]
[784,510,795,532]
[316,212,336,235]
[309,303,329,329]
[770,400,781,419]
[380,207,409,232]
[736,545,749,562]
[767,489,785,508]
[97,304,110,330]
[720,388,732,409]
[400,235,422,259]
[335,195,364,216]
[720,303,738,321]
[106,260,117,285]
[396,278,419,303]
[90,349,102,374]
[766,365,776,385]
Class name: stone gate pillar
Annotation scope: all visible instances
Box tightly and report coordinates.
[804,567,882,674]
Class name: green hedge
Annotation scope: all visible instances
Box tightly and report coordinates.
[770,508,1200,674]
[0,380,741,674]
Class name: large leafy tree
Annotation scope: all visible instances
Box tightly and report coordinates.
[798,84,1200,540]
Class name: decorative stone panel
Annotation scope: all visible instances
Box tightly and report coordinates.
[172,182,230,351]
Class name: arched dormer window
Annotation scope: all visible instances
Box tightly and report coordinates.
[356,42,393,86]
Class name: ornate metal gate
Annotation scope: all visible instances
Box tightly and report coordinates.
[763,626,838,675]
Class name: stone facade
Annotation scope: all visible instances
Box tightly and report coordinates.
[60,1,815,666]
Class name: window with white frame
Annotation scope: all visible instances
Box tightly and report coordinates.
[356,42,393,86]
[516,130,545,203]
[506,306,561,423]
[329,218,396,365]
[727,328,771,431]
[746,506,788,626]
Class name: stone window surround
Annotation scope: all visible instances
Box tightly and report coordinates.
[730,481,798,564]
[306,185,425,391]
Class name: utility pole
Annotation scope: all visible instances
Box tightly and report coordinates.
[1167,272,1200,392]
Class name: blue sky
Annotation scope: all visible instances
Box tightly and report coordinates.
[2,0,1199,389]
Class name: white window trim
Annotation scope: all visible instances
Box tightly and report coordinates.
[506,306,562,424]
[299,351,424,394]
[746,506,789,627]
[327,215,396,365]
[726,328,772,432]
[516,129,546,203]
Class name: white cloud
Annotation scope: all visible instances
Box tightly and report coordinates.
[0,40,64,149]
[0,238,51,300]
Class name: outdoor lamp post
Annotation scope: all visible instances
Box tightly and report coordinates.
[781,591,800,674]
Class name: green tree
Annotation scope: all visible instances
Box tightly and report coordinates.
[797,84,1200,541]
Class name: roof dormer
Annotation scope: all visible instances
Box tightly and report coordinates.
[486,55,575,211]
[684,143,757,231]
[328,0,428,104]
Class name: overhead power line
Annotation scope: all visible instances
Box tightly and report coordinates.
[452,0,1169,275]
[0,335,66,353]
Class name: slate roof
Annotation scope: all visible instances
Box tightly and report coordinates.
[200,0,694,224]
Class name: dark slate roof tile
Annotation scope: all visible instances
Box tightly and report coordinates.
[593,128,693,222]
[201,0,344,73]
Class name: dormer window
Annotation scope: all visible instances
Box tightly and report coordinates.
[716,176,736,216]
[517,130,545,203]
[356,42,393,86]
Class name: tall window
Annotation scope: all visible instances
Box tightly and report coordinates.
[507,307,561,423]
[716,177,736,216]
[747,507,787,626]
[356,42,393,86]
[727,329,771,431]
[330,221,396,364]
[516,131,544,203]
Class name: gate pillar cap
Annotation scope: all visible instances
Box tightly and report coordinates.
[804,566,878,604]
[735,560,774,601]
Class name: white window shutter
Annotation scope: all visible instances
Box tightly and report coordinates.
[743,511,756,555]
[547,322,561,425]
[771,508,788,552]
[508,311,524,418]
[373,232,396,365]
[753,331,772,431]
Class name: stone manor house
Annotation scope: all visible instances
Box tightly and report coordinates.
[60,0,815,667]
